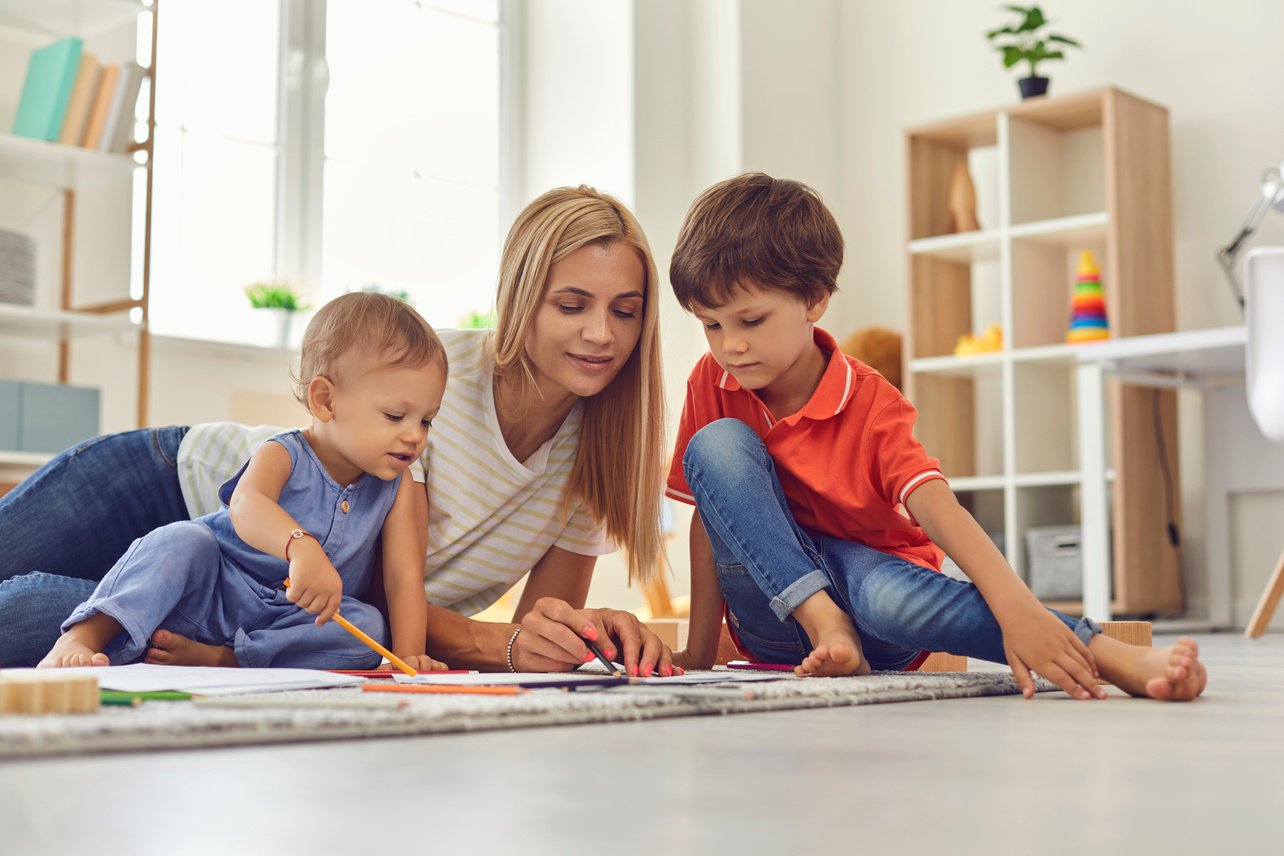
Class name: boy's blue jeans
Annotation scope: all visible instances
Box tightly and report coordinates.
[682,418,1100,669]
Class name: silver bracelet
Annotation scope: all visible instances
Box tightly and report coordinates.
[505,627,522,673]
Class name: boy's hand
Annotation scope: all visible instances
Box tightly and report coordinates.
[380,654,450,672]
[286,540,344,625]
[1000,604,1106,700]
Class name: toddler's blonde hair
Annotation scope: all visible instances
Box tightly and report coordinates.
[292,292,447,407]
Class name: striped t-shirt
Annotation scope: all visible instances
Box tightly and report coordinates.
[176,328,612,616]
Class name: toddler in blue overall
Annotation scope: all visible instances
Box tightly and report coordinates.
[42,292,450,671]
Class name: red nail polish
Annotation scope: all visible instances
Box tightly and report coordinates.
[582,651,594,663]
[583,625,597,640]
[642,663,653,677]
[661,666,671,677]
[604,649,616,659]
[630,665,638,677]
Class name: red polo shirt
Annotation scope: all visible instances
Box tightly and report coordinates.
[666,327,947,572]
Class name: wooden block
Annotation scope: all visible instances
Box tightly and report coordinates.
[641,618,685,651]
[0,671,99,715]
[919,652,969,672]
[1100,620,1151,647]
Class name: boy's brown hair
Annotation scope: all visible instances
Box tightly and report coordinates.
[669,172,843,310]
[292,291,447,406]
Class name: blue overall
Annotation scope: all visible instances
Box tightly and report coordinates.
[61,430,400,668]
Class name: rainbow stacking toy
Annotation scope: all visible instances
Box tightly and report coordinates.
[1066,250,1110,343]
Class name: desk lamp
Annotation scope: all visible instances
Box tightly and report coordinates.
[1217,162,1284,309]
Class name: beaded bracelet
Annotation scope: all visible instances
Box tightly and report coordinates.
[505,627,522,673]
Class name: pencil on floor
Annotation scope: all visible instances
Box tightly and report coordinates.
[362,683,527,697]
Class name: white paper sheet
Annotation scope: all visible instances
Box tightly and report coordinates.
[0,664,365,695]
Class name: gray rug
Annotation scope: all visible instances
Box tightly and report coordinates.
[0,670,1054,759]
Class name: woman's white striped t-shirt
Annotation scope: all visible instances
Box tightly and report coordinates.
[175,328,612,617]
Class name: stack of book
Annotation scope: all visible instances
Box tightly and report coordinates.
[10,36,145,154]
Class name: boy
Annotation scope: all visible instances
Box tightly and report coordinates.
[666,173,1205,701]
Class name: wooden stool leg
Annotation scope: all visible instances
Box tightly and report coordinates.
[1245,547,1284,638]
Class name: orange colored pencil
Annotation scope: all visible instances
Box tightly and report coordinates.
[281,578,418,678]
[362,683,527,697]
[332,613,418,678]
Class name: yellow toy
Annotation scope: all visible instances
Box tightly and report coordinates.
[954,324,1003,356]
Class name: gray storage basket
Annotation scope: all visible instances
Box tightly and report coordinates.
[1025,525,1083,599]
[0,229,36,306]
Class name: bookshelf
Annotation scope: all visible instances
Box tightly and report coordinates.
[904,87,1182,617]
[0,0,155,483]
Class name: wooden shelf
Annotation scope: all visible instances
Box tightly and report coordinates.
[905,87,1181,617]
[0,0,144,39]
[0,304,139,337]
[908,229,1001,263]
[0,133,139,187]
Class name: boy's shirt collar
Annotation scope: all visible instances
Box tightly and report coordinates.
[714,327,856,425]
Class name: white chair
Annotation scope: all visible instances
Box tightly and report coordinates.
[1243,247,1284,636]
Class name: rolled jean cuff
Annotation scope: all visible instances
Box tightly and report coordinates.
[770,569,831,621]
[1072,616,1103,647]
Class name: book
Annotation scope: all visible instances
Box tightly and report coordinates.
[101,62,145,153]
[79,63,120,150]
[11,37,84,141]
[56,52,102,146]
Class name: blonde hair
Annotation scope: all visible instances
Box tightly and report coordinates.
[293,291,447,406]
[492,186,665,585]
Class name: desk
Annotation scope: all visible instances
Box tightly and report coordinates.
[1074,326,1284,627]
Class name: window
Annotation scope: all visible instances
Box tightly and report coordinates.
[147,0,506,345]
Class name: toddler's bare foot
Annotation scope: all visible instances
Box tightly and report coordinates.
[796,627,872,677]
[144,629,237,667]
[37,613,121,668]
[38,633,110,668]
[1094,635,1207,701]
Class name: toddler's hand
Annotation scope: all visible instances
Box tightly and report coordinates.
[1000,603,1106,701]
[286,544,344,625]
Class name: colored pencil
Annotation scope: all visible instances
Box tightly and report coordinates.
[280,579,418,677]
[361,683,527,697]
[331,613,418,678]
[100,690,193,706]
[583,636,621,675]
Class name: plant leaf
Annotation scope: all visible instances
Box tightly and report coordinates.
[1047,34,1081,47]
[986,25,1016,39]
[1002,45,1025,68]
[1025,7,1046,30]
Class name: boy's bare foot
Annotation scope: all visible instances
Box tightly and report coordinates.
[37,613,121,668]
[792,590,871,678]
[144,629,237,667]
[1092,634,1207,701]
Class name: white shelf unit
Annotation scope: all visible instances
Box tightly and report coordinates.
[904,88,1181,616]
[0,0,155,485]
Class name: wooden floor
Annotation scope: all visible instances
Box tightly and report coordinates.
[1,633,1281,855]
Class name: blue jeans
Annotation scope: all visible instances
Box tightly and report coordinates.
[683,419,1100,669]
[0,427,190,666]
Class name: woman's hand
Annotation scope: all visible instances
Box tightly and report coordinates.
[511,597,684,677]
[999,603,1106,700]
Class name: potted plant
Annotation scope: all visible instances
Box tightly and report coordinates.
[985,5,1081,100]
[245,281,306,348]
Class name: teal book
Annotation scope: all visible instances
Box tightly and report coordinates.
[11,37,85,141]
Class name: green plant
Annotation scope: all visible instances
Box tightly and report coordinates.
[361,283,412,304]
[244,282,305,311]
[459,308,496,329]
[985,5,1081,78]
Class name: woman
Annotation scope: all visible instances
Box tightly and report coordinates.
[0,186,675,676]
